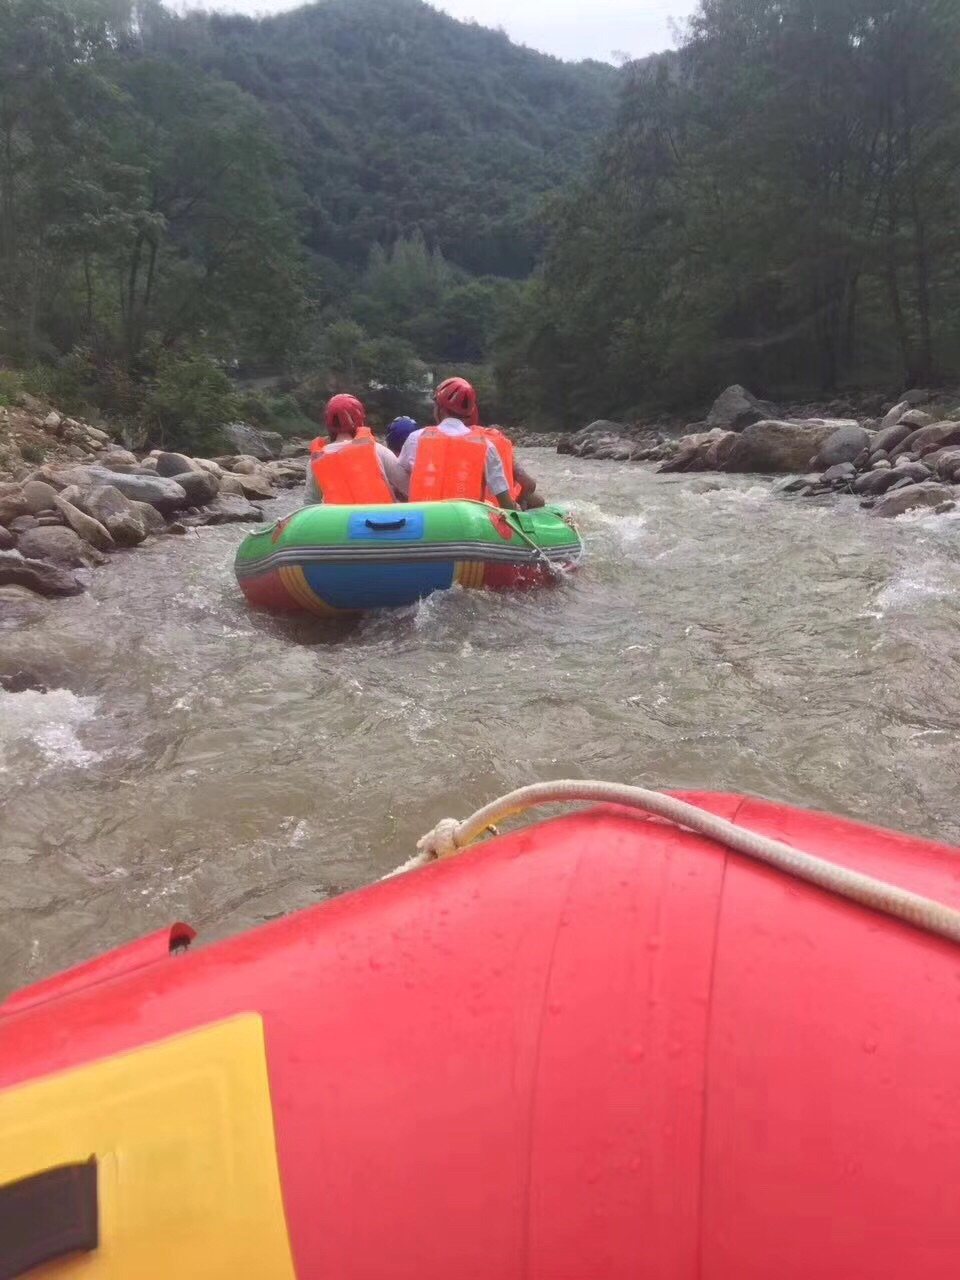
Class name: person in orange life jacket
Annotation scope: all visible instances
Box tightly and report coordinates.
[397,377,517,508]
[306,394,409,505]
[486,425,546,510]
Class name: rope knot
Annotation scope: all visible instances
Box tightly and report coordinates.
[416,817,462,861]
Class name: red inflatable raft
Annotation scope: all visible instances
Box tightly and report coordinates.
[2,791,960,1279]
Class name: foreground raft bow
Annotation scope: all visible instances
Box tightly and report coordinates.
[234,499,583,614]
[2,782,960,1278]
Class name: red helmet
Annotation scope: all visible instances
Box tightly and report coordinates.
[435,377,478,425]
[325,394,366,438]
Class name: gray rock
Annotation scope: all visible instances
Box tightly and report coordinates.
[879,400,911,432]
[870,482,956,519]
[898,410,935,429]
[811,425,871,471]
[901,389,932,406]
[0,483,28,527]
[218,473,247,497]
[222,422,283,461]
[0,584,51,627]
[66,485,149,547]
[0,526,13,550]
[193,458,224,478]
[129,501,167,535]
[0,550,84,596]
[870,453,890,466]
[705,385,777,432]
[155,451,203,478]
[16,525,107,568]
[22,480,59,514]
[53,495,115,551]
[822,462,856,482]
[169,469,219,505]
[853,469,902,496]
[891,461,933,484]
[234,472,276,501]
[50,466,188,513]
[8,515,38,534]
[164,521,188,535]
[196,495,265,524]
[35,514,64,527]
[719,420,840,474]
[891,421,960,460]
[96,449,140,471]
[43,410,62,431]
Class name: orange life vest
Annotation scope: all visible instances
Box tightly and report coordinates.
[310,428,395,505]
[484,429,523,505]
[409,427,488,503]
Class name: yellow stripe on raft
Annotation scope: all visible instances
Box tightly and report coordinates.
[454,560,485,590]
[0,1015,296,1279]
[279,563,344,614]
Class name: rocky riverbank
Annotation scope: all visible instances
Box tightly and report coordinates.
[0,401,307,604]
[555,384,960,516]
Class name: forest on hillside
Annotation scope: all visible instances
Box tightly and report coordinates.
[1,0,958,447]
[499,0,960,424]
[0,0,616,446]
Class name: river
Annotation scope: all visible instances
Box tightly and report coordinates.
[3,449,959,994]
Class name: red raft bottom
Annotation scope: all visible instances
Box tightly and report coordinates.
[2,794,960,1279]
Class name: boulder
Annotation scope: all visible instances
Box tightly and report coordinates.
[96,448,140,470]
[853,469,902,496]
[705,385,777,432]
[0,526,13,550]
[898,410,935,429]
[49,466,188,513]
[222,422,283,461]
[7,515,37,534]
[155,451,203,478]
[719,420,839,474]
[230,455,267,475]
[53,495,115,552]
[0,483,28,527]
[64,484,150,547]
[822,462,857,483]
[879,400,911,432]
[193,458,224,478]
[194,495,265,524]
[16,525,107,568]
[0,584,51,627]
[810,425,871,471]
[218,473,247,497]
[869,482,956,519]
[901,389,932,406]
[21,480,59,515]
[234,472,276,500]
[43,410,62,431]
[890,421,960,460]
[262,460,306,488]
[83,425,111,443]
[0,550,84,596]
[169,468,219,505]
[130,501,167,535]
[889,461,933,484]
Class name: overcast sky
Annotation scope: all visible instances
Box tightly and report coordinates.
[180,0,692,63]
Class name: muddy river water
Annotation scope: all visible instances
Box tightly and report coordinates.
[2,450,959,992]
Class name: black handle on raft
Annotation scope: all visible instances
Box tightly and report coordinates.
[364,518,407,532]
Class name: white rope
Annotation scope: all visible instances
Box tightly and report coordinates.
[397,780,960,946]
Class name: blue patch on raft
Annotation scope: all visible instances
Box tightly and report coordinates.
[302,561,455,609]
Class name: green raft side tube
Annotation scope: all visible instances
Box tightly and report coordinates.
[234,500,584,614]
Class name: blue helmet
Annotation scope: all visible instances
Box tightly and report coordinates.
[386,416,418,455]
